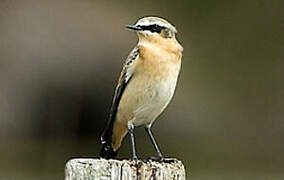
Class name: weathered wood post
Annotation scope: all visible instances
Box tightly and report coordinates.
[65,158,186,180]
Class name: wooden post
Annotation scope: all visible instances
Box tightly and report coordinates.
[65,158,186,180]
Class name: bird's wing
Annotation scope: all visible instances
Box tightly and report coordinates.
[100,46,140,145]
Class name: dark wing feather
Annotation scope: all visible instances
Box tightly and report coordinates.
[100,47,139,147]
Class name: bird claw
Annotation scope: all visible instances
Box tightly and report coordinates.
[145,156,164,162]
[161,158,178,163]
[145,157,177,163]
[131,158,143,167]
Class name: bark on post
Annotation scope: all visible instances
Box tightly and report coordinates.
[65,158,186,180]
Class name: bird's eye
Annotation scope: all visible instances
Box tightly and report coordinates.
[150,24,162,33]
[153,24,159,31]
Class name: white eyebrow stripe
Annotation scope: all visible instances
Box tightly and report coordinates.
[137,21,169,28]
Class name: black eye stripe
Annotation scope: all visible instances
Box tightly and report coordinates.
[138,24,165,33]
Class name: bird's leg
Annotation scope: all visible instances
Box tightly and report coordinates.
[128,122,138,161]
[145,124,164,162]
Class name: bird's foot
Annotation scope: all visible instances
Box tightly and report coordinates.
[131,157,143,167]
[145,156,178,163]
[161,158,179,163]
[145,156,164,162]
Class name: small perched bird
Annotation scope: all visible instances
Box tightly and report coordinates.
[100,16,183,161]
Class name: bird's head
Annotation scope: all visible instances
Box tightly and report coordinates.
[126,16,178,40]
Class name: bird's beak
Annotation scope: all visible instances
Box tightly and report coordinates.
[125,25,143,31]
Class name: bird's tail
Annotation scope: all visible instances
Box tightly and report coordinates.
[99,122,128,159]
[100,127,118,159]
[100,142,118,159]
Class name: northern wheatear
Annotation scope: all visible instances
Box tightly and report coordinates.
[100,16,183,161]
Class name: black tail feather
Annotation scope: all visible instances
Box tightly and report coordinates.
[100,143,119,159]
[99,127,119,159]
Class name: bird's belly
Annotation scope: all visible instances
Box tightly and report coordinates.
[132,81,175,126]
[117,71,178,127]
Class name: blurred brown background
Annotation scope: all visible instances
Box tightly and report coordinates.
[0,0,283,179]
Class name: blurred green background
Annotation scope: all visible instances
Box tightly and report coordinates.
[0,0,283,179]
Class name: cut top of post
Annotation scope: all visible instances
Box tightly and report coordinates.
[65,158,186,180]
